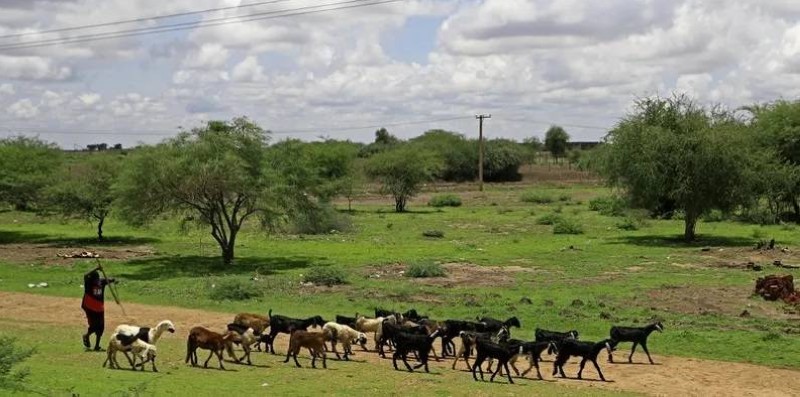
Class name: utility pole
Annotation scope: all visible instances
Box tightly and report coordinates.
[476,114,491,192]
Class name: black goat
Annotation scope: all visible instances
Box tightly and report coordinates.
[335,314,357,329]
[490,339,555,380]
[534,328,579,359]
[608,321,664,364]
[266,309,325,354]
[375,307,400,319]
[553,339,617,382]
[477,316,521,333]
[402,309,427,322]
[441,319,486,357]
[452,328,509,371]
[391,330,440,373]
[471,338,521,384]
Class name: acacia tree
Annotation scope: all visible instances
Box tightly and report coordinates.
[600,95,758,241]
[47,154,120,241]
[366,146,440,212]
[115,117,276,265]
[544,125,570,162]
[0,136,61,211]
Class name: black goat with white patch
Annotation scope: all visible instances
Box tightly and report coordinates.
[534,328,579,359]
[266,309,325,354]
[391,329,440,373]
[608,321,664,364]
[553,339,617,382]
[477,316,521,334]
[471,338,522,384]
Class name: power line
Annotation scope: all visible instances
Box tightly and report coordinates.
[0,0,296,41]
[0,0,402,51]
[501,117,610,131]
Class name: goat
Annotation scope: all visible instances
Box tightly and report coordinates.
[335,314,358,329]
[471,338,521,384]
[492,339,555,380]
[103,335,158,372]
[378,319,427,358]
[441,319,486,357]
[186,326,236,370]
[375,307,402,320]
[322,322,367,360]
[534,328,579,360]
[283,330,328,368]
[232,313,270,352]
[608,321,664,364]
[391,329,440,373]
[451,328,508,371]
[266,309,325,354]
[402,309,427,322]
[225,323,257,365]
[110,320,175,367]
[553,339,617,382]
[477,316,521,333]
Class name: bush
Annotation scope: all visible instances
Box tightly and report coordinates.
[289,204,352,234]
[428,194,462,208]
[208,279,263,301]
[588,196,627,217]
[422,230,445,238]
[553,218,584,234]
[536,213,563,225]
[0,336,34,391]
[303,267,348,286]
[521,191,554,204]
[406,262,446,278]
[703,209,727,222]
[616,217,641,231]
[558,194,571,202]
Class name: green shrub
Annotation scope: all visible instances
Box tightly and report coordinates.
[406,262,446,278]
[303,267,348,286]
[208,279,263,301]
[558,194,571,202]
[520,191,554,204]
[428,194,462,208]
[0,336,34,391]
[616,217,640,231]
[588,196,627,216]
[553,218,584,234]
[422,230,445,238]
[289,204,353,234]
[536,213,564,225]
[703,209,727,222]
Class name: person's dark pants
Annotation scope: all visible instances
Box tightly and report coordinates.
[83,308,104,349]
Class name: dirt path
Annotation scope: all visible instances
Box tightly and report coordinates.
[1,291,798,397]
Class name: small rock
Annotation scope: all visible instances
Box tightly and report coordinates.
[27,283,36,288]
[739,309,751,318]
[37,282,48,288]
[519,297,533,305]
[752,264,763,271]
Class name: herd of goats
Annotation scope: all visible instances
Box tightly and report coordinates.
[101,308,665,384]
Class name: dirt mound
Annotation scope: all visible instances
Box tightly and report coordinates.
[756,275,800,304]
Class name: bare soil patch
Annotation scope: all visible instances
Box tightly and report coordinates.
[697,246,800,270]
[643,285,800,320]
[364,262,541,288]
[2,291,800,397]
[0,243,154,265]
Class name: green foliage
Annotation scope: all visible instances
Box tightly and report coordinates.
[483,139,525,182]
[545,125,570,159]
[588,196,627,217]
[410,130,476,182]
[616,217,643,231]
[558,193,571,202]
[207,279,263,301]
[0,137,62,211]
[536,213,564,225]
[303,267,348,286]
[358,128,400,158]
[288,204,352,235]
[599,94,761,240]
[365,146,441,212]
[703,209,727,222]
[520,191,554,204]
[0,336,34,391]
[553,218,584,234]
[405,262,446,278]
[428,194,462,208]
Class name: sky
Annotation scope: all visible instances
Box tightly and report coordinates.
[1,0,799,149]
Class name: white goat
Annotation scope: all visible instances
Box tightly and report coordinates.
[103,337,158,372]
[322,322,368,360]
[110,320,175,366]
[225,323,257,365]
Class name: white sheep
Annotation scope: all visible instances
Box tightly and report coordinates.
[322,322,368,360]
[110,319,175,366]
[355,315,386,349]
[103,337,158,372]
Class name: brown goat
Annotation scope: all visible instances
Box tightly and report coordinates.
[186,326,235,370]
[283,330,328,369]
[233,313,270,351]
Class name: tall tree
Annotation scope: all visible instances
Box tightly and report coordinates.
[115,117,277,265]
[47,154,120,241]
[0,136,61,211]
[366,146,440,212]
[600,95,758,241]
[544,125,570,161]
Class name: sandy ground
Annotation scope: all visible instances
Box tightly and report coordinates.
[1,291,799,397]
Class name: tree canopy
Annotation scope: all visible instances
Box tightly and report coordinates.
[544,125,570,159]
[366,146,441,212]
[0,136,62,211]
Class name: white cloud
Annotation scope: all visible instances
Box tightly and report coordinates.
[78,93,102,107]
[0,84,14,96]
[231,56,267,83]
[7,99,39,119]
[182,43,229,70]
[0,55,71,80]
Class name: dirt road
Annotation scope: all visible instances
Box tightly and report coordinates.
[1,291,797,397]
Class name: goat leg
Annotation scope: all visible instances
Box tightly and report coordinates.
[641,342,655,364]
[577,357,587,379]
[401,352,414,372]
[204,350,214,368]
[592,359,606,381]
[293,351,302,368]
[628,342,637,363]
[152,357,158,373]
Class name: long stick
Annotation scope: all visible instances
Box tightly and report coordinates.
[95,258,127,317]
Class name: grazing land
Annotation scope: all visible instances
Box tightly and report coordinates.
[1,181,799,396]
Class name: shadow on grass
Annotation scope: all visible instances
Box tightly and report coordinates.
[120,255,324,281]
[609,234,754,248]
[0,230,159,246]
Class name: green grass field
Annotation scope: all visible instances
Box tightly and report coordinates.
[1,183,799,396]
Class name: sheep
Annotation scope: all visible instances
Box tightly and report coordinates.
[103,335,158,372]
[110,320,175,367]
[534,328,579,360]
[232,313,270,352]
[185,326,236,370]
[608,321,664,364]
[477,316,521,334]
[283,330,328,369]
[356,315,398,350]
[553,339,617,382]
[391,329,440,373]
[224,323,257,365]
[322,322,367,360]
[266,309,326,354]
[451,328,509,371]
[471,338,522,384]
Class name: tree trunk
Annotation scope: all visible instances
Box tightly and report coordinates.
[792,197,800,223]
[684,212,698,242]
[97,216,105,241]
[395,196,406,212]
